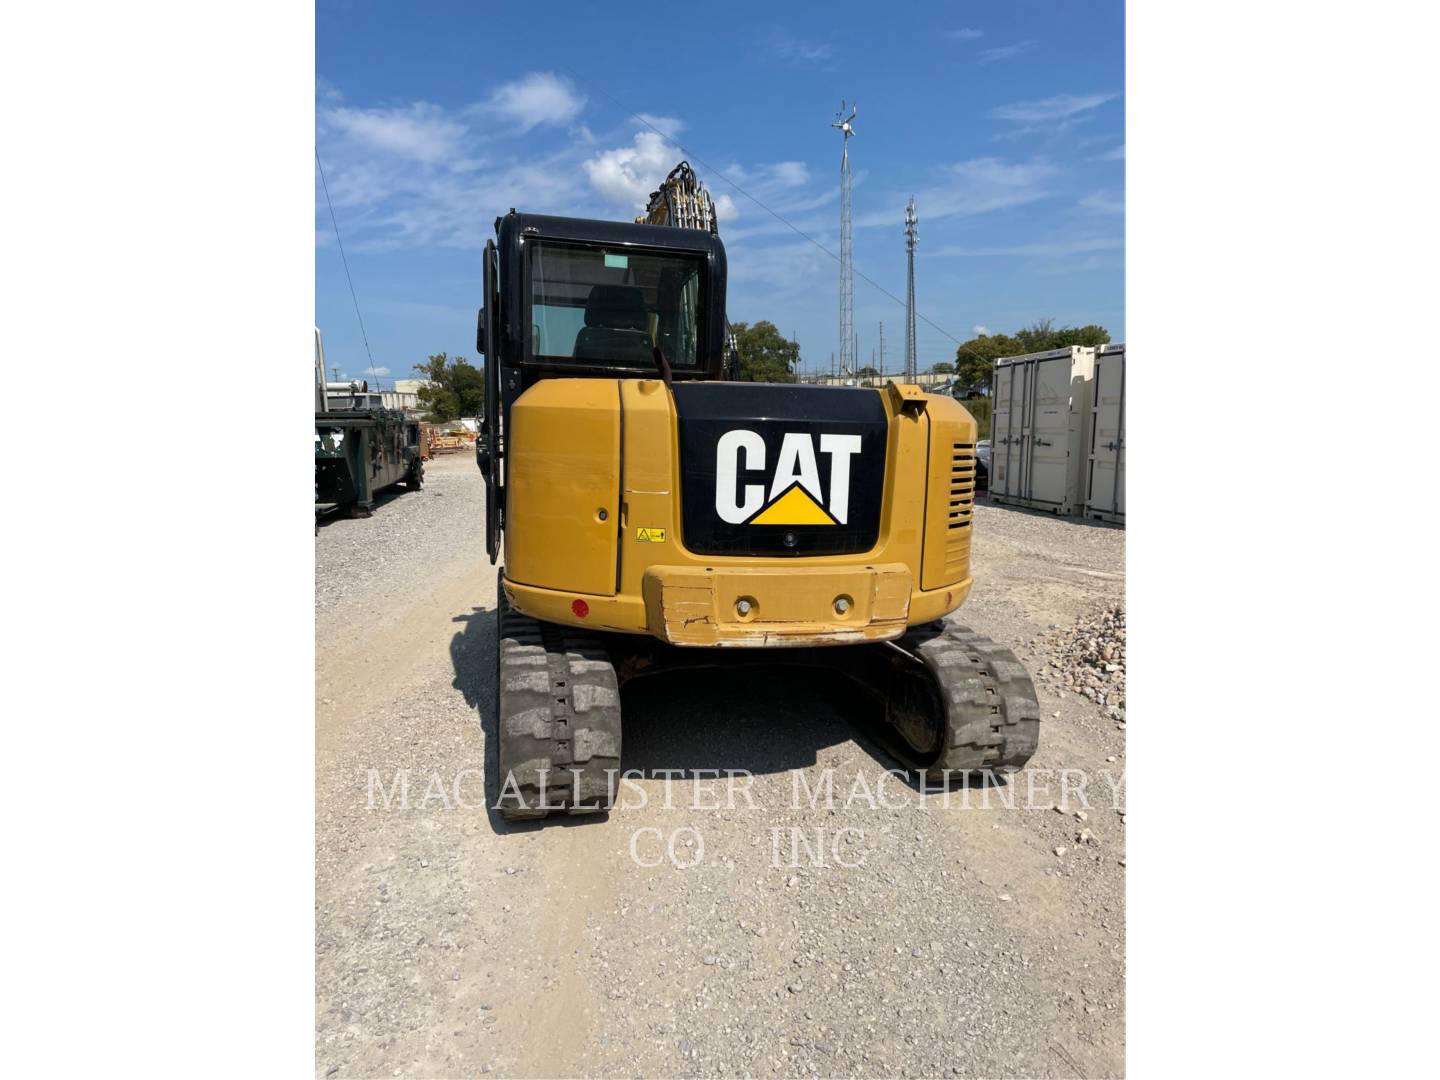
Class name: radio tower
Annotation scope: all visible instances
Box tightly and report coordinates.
[832,101,857,378]
[904,196,918,382]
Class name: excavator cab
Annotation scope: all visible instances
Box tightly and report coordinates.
[476,198,1040,821]
[483,212,724,380]
[477,211,725,559]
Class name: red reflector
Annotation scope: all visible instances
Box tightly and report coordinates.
[571,599,589,618]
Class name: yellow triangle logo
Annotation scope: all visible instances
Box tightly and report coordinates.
[749,483,837,526]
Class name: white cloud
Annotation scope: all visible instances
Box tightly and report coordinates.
[315,83,816,259]
[316,81,606,250]
[857,158,1059,227]
[991,93,1114,124]
[321,102,464,164]
[973,325,991,336]
[727,239,826,291]
[583,123,743,220]
[769,161,809,187]
[1035,251,1122,276]
[584,130,676,208]
[477,72,584,133]
[979,40,1038,64]
[722,160,810,192]
[1079,190,1124,215]
[764,31,833,63]
[947,28,983,41]
[374,157,582,249]
[714,193,739,223]
[1097,143,1125,161]
[635,113,684,138]
[935,236,1123,257]
[317,138,588,251]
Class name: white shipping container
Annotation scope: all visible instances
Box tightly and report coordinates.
[989,346,1096,514]
[1084,343,1126,524]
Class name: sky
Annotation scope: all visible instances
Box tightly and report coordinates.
[316,0,1124,384]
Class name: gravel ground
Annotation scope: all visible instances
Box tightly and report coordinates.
[316,460,1126,1079]
[315,452,480,637]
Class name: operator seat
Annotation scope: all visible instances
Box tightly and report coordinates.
[573,285,653,364]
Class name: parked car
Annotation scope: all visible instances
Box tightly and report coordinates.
[976,439,992,491]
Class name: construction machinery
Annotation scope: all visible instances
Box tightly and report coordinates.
[315,328,424,516]
[477,169,1039,820]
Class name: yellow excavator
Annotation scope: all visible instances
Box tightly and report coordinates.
[477,164,1038,819]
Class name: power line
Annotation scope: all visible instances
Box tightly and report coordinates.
[570,74,965,348]
[315,147,378,384]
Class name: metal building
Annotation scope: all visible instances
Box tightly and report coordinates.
[1084,343,1126,523]
[989,346,1097,515]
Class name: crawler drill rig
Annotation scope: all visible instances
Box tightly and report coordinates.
[477,164,1039,819]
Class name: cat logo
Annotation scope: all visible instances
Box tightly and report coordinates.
[714,430,862,526]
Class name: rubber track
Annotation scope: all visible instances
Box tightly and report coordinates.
[495,575,621,820]
[900,620,1041,777]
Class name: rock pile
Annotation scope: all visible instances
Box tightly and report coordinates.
[1042,605,1126,721]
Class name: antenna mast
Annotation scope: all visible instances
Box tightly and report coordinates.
[904,196,918,382]
[832,101,857,380]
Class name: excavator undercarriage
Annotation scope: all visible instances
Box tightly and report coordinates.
[494,569,1039,819]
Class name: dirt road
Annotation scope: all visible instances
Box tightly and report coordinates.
[316,454,1125,1079]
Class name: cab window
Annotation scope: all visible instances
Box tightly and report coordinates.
[528,242,703,368]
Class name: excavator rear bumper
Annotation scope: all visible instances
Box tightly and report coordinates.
[502,567,971,647]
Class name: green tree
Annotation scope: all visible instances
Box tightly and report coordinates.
[953,321,1111,397]
[1012,318,1058,354]
[929,361,955,375]
[1014,318,1110,353]
[449,362,485,415]
[856,365,880,377]
[953,333,1020,397]
[730,321,799,383]
[413,353,485,421]
[1051,324,1111,348]
[421,387,460,422]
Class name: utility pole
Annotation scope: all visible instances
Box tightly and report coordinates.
[832,101,857,380]
[904,197,919,382]
[879,321,886,375]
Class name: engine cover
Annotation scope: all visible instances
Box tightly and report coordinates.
[672,382,887,556]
